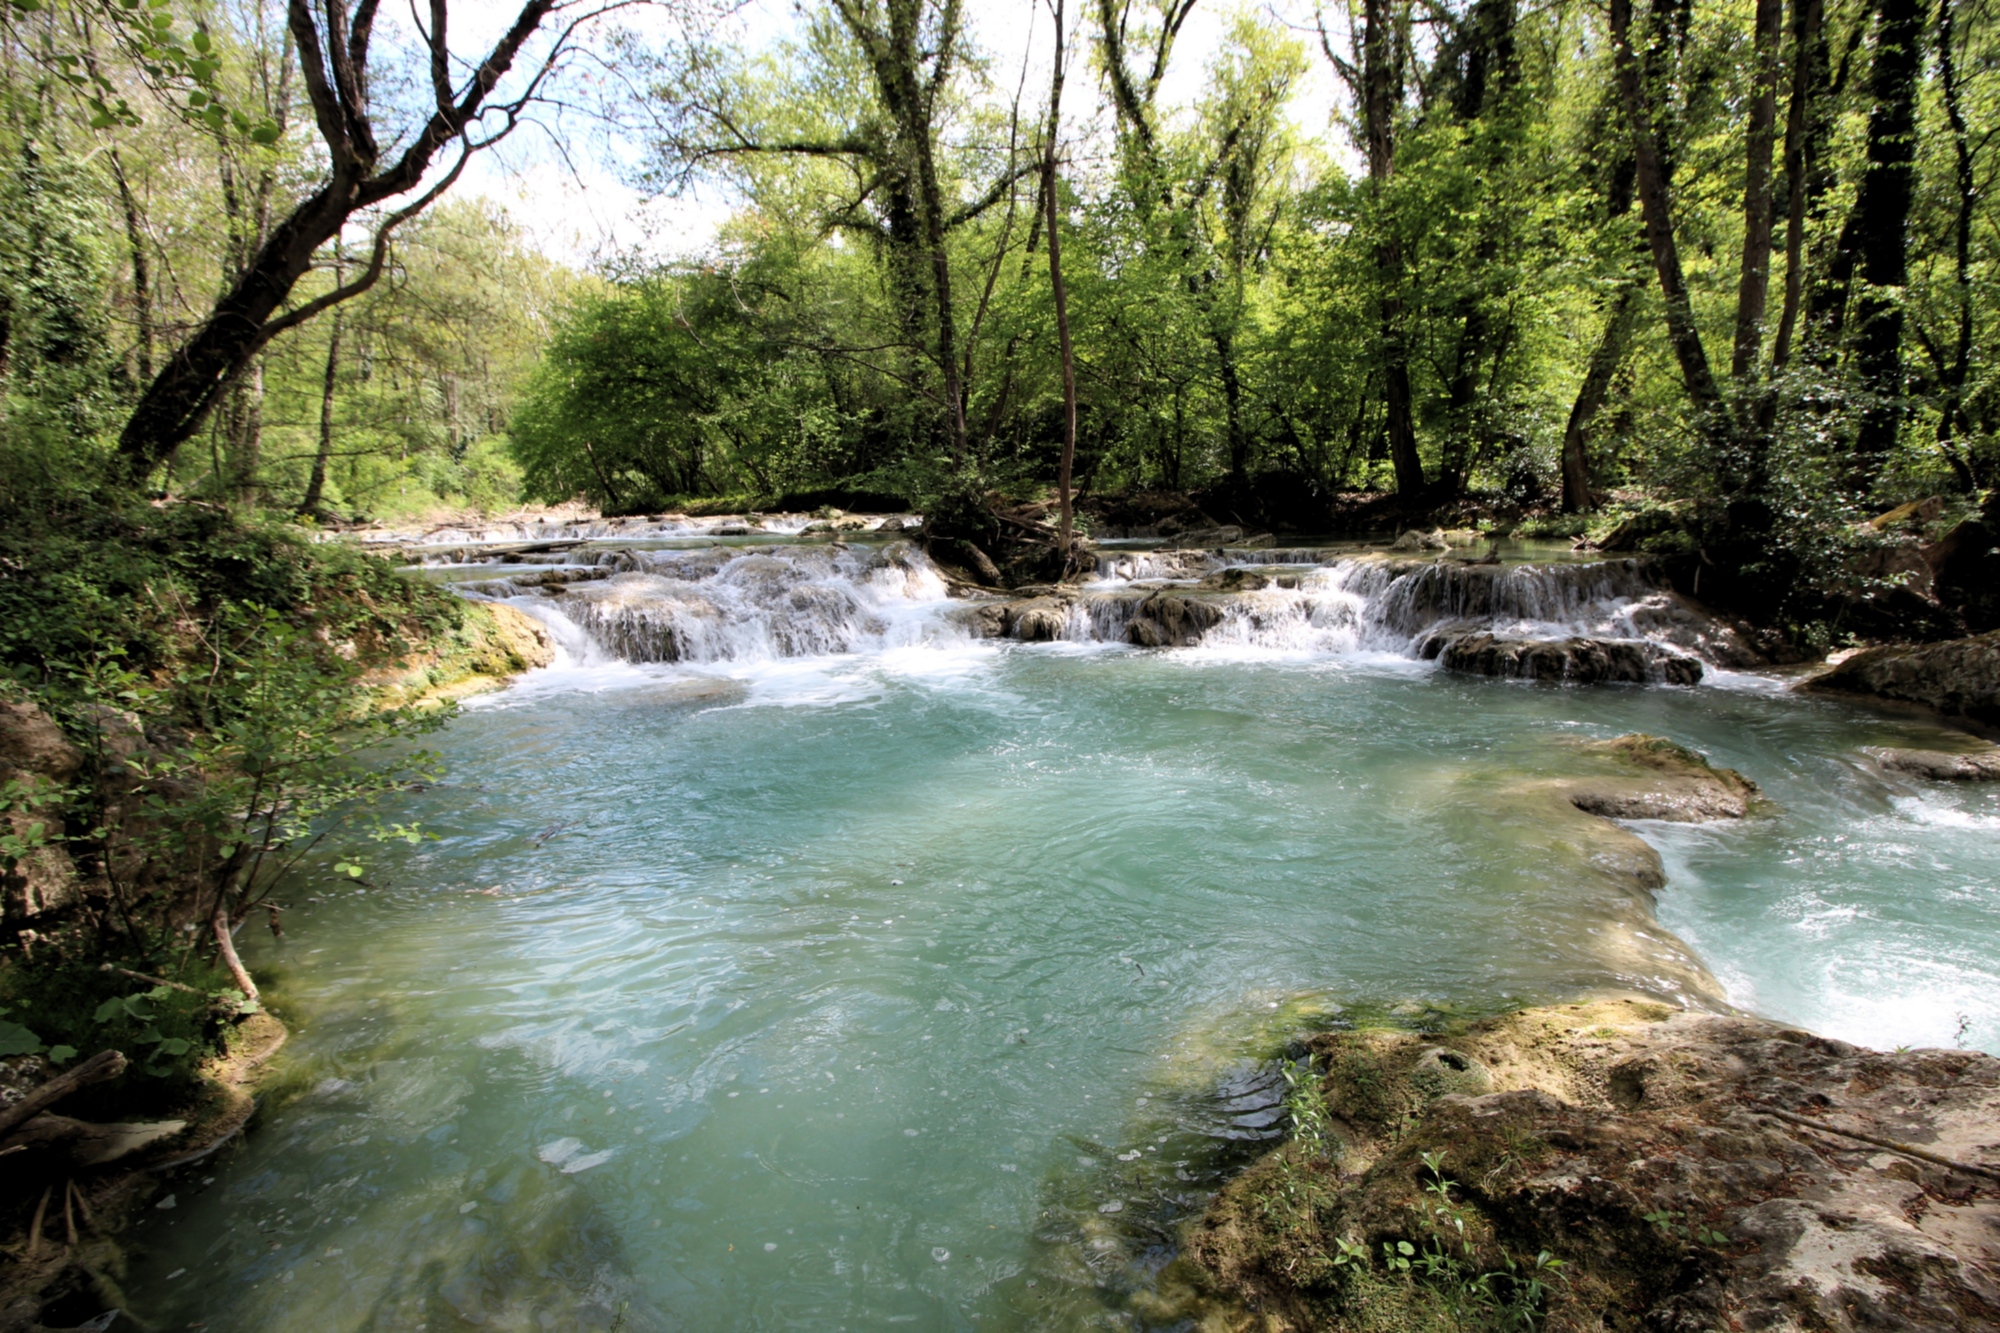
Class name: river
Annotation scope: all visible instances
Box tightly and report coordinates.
[121,537,2000,1330]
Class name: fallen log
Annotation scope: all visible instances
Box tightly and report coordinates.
[0,1050,126,1140]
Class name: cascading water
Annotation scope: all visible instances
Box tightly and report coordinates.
[463,542,956,665]
[462,540,1744,675]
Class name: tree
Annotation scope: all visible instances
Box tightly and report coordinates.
[115,0,635,482]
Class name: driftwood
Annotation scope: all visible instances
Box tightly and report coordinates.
[1763,1105,2000,1183]
[2,1114,186,1167]
[0,1050,126,1140]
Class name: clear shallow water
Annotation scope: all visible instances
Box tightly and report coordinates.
[122,645,2000,1331]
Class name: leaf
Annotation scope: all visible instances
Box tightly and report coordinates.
[155,1038,192,1057]
[0,1021,44,1056]
[94,998,126,1023]
[47,1046,77,1064]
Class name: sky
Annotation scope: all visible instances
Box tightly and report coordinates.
[441,0,1357,268]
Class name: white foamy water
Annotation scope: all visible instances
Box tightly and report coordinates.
[463,542,1734,677]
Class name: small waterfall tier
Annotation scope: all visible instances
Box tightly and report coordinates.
[455,541,1757,680]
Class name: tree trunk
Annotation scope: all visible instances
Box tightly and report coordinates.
[1043,0,1079,554]
[1772,0,1826,370]
[115,0,567,480]
[1848,0,1926,491]
[1931,0,1979,489]
[1610,0,1732,457]
[1562,283,1642,512]
[107,150,154,389]
[1364,0,1425,497]
[1733,0,1784,384]
[302,280,345,515]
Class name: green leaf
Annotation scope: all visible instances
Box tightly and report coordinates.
[93,998,126,1023]
[0,1021,43,1056]
[47,1045,77,1064]
[191,29,210,52]
[155,1038,192,1057]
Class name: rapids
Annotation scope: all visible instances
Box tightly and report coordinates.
[119,538,2000,1332]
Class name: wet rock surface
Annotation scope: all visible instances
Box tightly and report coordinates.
[1558,733,1762,822]
[1182,1000,2000,1333]
[1419,630,1705,686]
[1802,631,2000,728]
[1873,745,2000,780]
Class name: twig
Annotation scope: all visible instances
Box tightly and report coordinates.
[1762,1105,2000,1182]
[100,964,202,996]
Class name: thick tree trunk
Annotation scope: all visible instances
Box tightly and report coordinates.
[1610,0,1731,455]
[1364,0,1425,497]
[1043,0,1079,554]
[1215,329,1249,485]
[1772,0,1826,369]
[1562,283,1641,512]
[1932,0,1979,489]
[1440,0,1518,495]
[1733,0,1783,384]
[1848,0,1926,491]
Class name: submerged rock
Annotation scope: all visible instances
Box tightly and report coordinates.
[1801,630,2000,727]
[1873,745,2000,781]
[1183,999,2000,1333]
[1561,733,1762,821]
[1421,630,1704,685]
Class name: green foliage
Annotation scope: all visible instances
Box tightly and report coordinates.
[0,955,241,1105]
[1281,1054,1336,1160]
[1343,1152,1567,1331]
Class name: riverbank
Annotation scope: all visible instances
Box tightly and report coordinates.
[0,1010,288,1329]
[0,498,558,1329]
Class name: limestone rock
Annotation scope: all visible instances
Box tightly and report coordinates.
[0,703,82,784]
[481,602,556,671]
[1421,631,1704,686]
[1801,630,2000,727]
[1873,745,2000,781]
[1187,1000,2000,1333]
[1002,597,1070,642]
[1126,593,1224,648]
[1563,733,1761,820]
[1390,527,1449,552]
[1172,525,1245,548]
[1868,495,1944,530]
[1926,509,2000,633]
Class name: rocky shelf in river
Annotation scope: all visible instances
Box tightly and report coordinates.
[1171,998,2000,1333]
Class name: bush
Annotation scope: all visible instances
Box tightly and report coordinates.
[0,954,244,1115]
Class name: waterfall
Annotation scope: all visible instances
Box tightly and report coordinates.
[458,541,1747,677]
[469,541,959,666]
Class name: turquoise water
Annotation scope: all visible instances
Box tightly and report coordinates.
[121,640,2000,1330]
